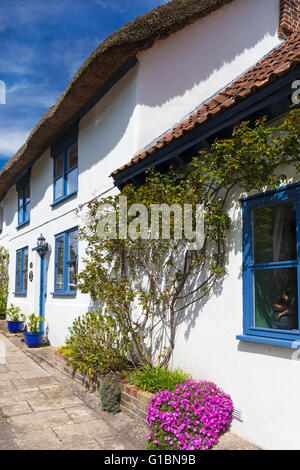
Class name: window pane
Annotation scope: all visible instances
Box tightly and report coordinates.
[55,154,63,178]
[18,207,23,225]
[254,268,298,330]
[253,200,296,264]
[55,177,63,200]
[55,264,63,290]
[23,248,28,270]
[68,230,78,260]
[67,142,78,169]
[25,184,30,203]
[66,167,77,194]
[68,262,77,291]
[18,190,23,208]
[16,270,21,291]
[23,205,29,223]
[24,203,30,222]
[23,272,28,292]
[16,252,21,271]
[56,238,64,263]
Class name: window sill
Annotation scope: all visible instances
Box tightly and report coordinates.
[16,220,29,230]
[236,334,300,349]
[51,191,77,208]
[51,291,77,297]
[13,292,27,296]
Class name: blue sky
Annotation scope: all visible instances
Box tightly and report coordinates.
[0,0,168,170]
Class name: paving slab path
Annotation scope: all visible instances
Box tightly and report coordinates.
[0,328,259,450]
[0,332,147,450]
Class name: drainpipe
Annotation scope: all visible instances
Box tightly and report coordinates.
[39,252,45,333]
[33,234,48,333]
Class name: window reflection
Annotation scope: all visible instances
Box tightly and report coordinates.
[253,200,296,264]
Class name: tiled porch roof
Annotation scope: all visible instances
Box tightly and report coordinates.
[111,32,300,177]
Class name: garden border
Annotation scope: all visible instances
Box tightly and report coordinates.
[54,351,151,424]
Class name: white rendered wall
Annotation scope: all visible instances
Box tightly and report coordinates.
[1,150,90,346]
[135,0,281,151]
[78,67,138,199]
[0,66,140,346]
[0,0,292,450]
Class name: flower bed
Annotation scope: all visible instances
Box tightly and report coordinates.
[146,380,233,450]
[55,350,233,447]
[55,350,151,423]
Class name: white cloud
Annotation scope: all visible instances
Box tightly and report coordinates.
[0,1,72,32]
[0,128,30,156]
[6,80,60,108]
[0,42,35,75]
[93,0,126,13]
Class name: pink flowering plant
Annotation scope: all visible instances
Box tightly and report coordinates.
[146,380,233,450]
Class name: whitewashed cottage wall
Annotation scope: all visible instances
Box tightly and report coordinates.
[0,0,295,449]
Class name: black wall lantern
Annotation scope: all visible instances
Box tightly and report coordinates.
[36,234,48,256]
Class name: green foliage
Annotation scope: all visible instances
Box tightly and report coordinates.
[128,364,191,393]
[56,345,71,356]
[27,313,44,334]
[0,247,9,316]
[147,428,173,450]
[6,304,24,322]
[99,373,121,414]
[65,311,130,380]
[78,109,300,367]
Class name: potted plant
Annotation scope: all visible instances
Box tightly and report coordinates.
[6,304,25,333]
[23,313,44,347]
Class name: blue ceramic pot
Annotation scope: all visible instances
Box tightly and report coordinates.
[7,320,25,333]
[23,331,44,348]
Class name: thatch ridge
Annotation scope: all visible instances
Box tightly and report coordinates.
[0,0,234,200]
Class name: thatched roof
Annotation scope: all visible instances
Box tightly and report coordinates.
[0,0,234,201]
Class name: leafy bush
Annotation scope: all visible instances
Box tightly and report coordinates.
[128,364,191,393]
[27,313,44,334]
[0,247,9,316]
[147,380,233,450]
[65,311,130,379]
[56,345,71,356]
[6,304,24,322]
[99,373,121,414]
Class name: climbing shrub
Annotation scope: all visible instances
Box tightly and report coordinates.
[78,109,300,367]
[65,311,130,380]
[146,380,233,450]
[0,247,9,316]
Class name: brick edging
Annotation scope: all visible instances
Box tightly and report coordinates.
[54,351,152,425]
[120,383,152,425]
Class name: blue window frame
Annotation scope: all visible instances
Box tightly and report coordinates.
[15,247,28,294]
[237,183,300,348]
[17,181,30,227]
[53,139,78,205]
[54,227,78,295]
